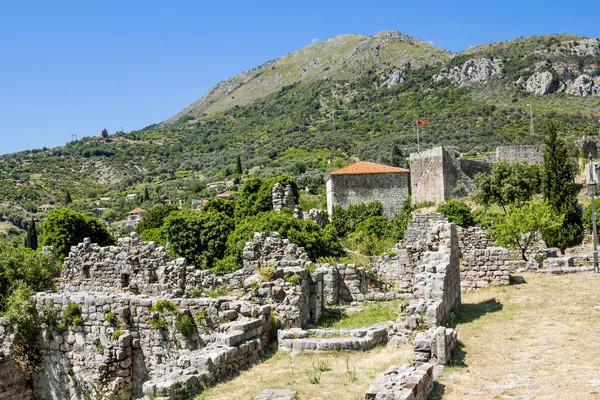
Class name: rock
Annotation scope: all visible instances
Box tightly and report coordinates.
[525,71,556,95]
[433,58,503,87]
[379,69,405,88]
[565,75,600,96]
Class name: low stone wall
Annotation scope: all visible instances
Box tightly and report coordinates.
[371,250,414,294]
[0,323,33,400]
[413,326,457,366]
[278,325,387,353]
[365,363,433,400]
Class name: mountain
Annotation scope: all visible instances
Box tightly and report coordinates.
[168,31,452,122]
[1,31,600,236]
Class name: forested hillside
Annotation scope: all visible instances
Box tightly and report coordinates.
[1,32,599,238]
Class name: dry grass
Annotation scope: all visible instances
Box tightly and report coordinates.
[433,272,600,400]
[196,343,412,400]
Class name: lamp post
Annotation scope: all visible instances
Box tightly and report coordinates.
[588,157,599,273]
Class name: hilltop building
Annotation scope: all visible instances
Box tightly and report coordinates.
[324,162,410,219]
[37,204,56,212]
[127,208,146,227]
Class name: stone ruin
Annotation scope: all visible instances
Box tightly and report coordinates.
[0,212,520,400]
[271,182,327,227]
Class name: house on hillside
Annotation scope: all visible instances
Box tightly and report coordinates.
[126,194,138,202]
[324,162,410,219]
[127,208,146,227]
[215,193,233,200]
[191,199,208,210]
[38,204,57,212]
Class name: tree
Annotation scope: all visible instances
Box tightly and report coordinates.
[389,144,405,168]
[203,198,235,218]
[135,204,179,234]
[540,123,584,253]
[236,155,243,175]
[101,128,109,138]
[0,244,59,309]
[473,161,541,212]
[64,190,72,204]
[234,175,299,222]
[41,209,115,260]
[144,187,150,202]
[493,199,563,261]
[437,199,473,227]
[25,219,38,250]
[165,209,234,269]
[390,196,413,240]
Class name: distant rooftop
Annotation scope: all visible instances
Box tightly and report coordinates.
[129,208,146,214]
[327,162,409,177]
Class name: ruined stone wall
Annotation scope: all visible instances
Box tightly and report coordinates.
[30,293,273,400]
[495,145,543,164]
[59,235,186,296]
[457,226,525,291]
[365,363,434,400]
[326,172,409,218]
[403,214,461,327]
[371,250,414,294]
[0,322,33,400]
[413,326,457,366]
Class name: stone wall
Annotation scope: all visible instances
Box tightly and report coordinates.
[495,145,543,164]
[30,293,273,400]
[278,325,387,353]
[457,226,526,291]
[325,172,409,218]
[0,322,33,400]
[365,363,434,400]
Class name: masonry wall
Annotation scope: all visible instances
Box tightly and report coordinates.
[326,172,409,218]
[0,324,33,400]
[495,145,543,164]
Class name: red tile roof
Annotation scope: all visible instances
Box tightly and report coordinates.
[328,162,409,176]
[129,208,146,214]
[215,193,233,199]
[38,204,56,209]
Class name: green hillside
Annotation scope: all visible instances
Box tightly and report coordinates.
[1,31,600,236]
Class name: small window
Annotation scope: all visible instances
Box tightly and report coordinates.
[83,265,90,279]
[121,273,130,288]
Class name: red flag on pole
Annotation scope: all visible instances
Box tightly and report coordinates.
[417,119,429,125]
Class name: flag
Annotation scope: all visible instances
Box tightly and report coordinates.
[417,119,429,125]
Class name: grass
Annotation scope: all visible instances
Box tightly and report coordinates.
[195,344,412,400]
[316,300,405,330]
[432,272,600,399]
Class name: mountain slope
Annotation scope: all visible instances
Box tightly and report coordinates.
[168,31,452,122]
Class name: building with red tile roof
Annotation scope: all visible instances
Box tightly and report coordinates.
[325,161,409,219]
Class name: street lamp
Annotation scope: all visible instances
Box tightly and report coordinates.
[587,156,599,273]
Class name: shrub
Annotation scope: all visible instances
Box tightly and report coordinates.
[111,330,124,341]
[105,311,117,324]
[0,243,59,311]
[165,209,234,269]
[284,274,301,286]
[1,284,42,373]
[208,285,230,298]
[195,309,208,324]
[175,314,195,339]
[135,204,179,234]
[354,216,391,238]
[72,315,84,326]
[437,199,473,227]
[389,196,412,240]
[225,210,343,270]
[331,201,383,237]
[211,255,240,276]
[149,316,167,329]
[63,301,80,324]
[234,175,299,222]
[257,264,277,281]
[345,231,396,256]
[150,299,178,314]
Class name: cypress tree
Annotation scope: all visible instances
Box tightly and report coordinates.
[65,190,72,204]
[541,122,584,254]
[26,219,38,250]
[236,155,243,175]
[144,186,150,202]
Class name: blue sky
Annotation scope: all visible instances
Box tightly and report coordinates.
[1,0,599,154]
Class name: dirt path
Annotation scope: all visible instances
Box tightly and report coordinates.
[433,272,600,400]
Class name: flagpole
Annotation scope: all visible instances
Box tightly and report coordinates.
[416,119,420,153]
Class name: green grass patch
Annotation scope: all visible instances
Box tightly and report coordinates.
[317,300,405,329]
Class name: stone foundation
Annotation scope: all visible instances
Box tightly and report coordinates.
[278,325,387,353]
[412,326,457,366]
